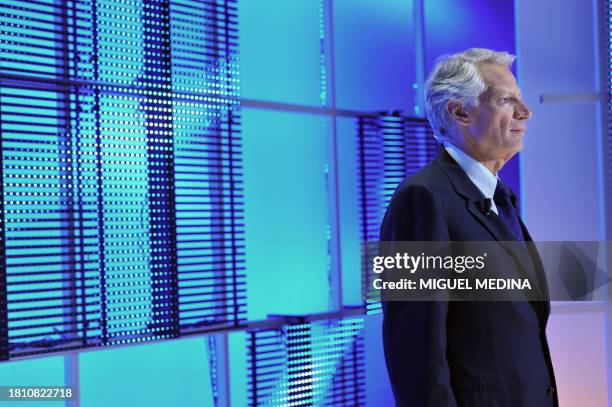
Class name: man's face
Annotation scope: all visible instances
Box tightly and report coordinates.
[460,63,532,161]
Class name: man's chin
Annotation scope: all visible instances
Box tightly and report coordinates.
[515,141,524,152]
[508,138,524,154]
[501,144,523,162]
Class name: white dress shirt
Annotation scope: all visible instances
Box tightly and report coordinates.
[443,142,500,215]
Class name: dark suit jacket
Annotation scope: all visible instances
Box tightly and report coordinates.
[380,149,558,407]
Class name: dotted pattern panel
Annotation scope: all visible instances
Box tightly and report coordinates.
[247,317,365,407]
[356,116,438,315]
[0,0,243,359]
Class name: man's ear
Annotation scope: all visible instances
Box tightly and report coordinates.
[446,100,470,126]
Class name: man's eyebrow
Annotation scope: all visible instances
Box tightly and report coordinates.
[492,88,522,98]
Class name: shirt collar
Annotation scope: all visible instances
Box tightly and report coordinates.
[443,142,498,199]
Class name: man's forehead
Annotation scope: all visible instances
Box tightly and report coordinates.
[479,63,520,94]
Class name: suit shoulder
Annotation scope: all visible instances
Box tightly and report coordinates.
[380,161,452,241]
[392,160,452,200]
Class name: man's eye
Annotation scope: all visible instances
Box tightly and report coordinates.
[501,97,512,102]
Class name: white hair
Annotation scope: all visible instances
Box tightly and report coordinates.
[424,48,515,142]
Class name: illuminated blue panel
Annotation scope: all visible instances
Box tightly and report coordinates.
[424,0,520,196]
[238,0,324,105]
[0,355,65,407]
[0,0,105,357]
[228,330,248,407]
[335,116,436,308]
[247,317,365,406]
[242,108,330,320]
[336,117,362,307]
[79,338,214,406]
[424,0,516,73]
[333,0,416,112]
[0,0,243,359]
[363,313,394,406]
[355,115,437,314]
[170,0,246,333]
[94,0,173,343]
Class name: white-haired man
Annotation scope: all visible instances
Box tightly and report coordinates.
[380,48,557,406]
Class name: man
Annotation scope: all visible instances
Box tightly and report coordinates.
[380,48,557,406]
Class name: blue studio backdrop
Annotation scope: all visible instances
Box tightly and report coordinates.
[0,0,516,406]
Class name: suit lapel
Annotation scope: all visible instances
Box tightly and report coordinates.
[434,149,548,319]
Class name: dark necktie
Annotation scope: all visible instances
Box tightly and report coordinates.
[493,180,524,241]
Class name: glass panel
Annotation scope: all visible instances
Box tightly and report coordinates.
[424,0,516,73]
[242,108,331,320]
[79,337,214,406]
[337,117,362,306]
[333,0,416,112]
[0,356,65,407]
[238,0,324,105]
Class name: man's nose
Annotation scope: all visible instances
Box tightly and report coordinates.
[514,100,532,120]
